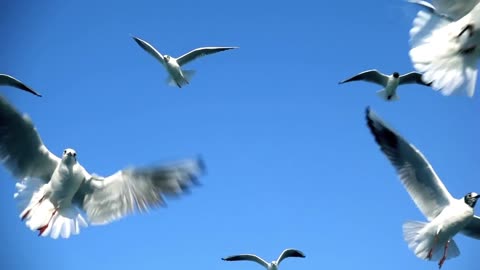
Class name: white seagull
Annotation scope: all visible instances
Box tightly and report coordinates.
[222,249,305,270]
[0,95,206,239]
[409,0,480,97]
[365,107,480,268]
[339,70,431,101]
[0,74,42,97]
[132,36,238,88]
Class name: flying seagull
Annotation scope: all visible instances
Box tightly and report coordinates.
[132,36,238,88]
[409,0,480,97]
[0,74,42,97]
[222,248,305,270]
[339,70,431,101]
[365,107,480,269]
[0,95,206,239]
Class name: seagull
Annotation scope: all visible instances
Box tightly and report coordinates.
[339,70,431,101]
[0,74,42,97]
[132,36,238,88]
[0,95,206,239]
[222,248,305,270]
[365,107,480,269]
[409,0,480,97]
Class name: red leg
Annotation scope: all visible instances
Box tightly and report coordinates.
[37,208,58,236]
[438,240,450,269]
[21,196,46,221]
[427,234,439,260]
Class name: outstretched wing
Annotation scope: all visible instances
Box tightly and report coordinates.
[222,254,269,268]
[365,107,455,220]
[461,215,480,239]
[399,71,432,86]
[76,157,205,225]
[176,47,238,66]
[0,95,59,182]
[432,0,479,20]
[132,36,166,65]
[0,74,42,97]
[338,70,388,86]
[276,248,306,265]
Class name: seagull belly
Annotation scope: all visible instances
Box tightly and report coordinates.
[48,164,84,207]
[384,78,399,96]
[429,201,474,242]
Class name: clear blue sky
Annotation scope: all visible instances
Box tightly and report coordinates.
[1,0,479,269]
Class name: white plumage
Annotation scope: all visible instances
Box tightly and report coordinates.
[0,96,206,239]
[222,249,306,270]
[366,107,480,268]
[0,74,42,97]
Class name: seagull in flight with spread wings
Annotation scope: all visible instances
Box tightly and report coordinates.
[0,95,205,239]
[132,36,238,88]
[0,74,42,97]
[339,70,431,101]
[365,107,480,268]
[222,248,305,270]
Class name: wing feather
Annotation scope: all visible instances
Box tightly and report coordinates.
[176,47,238,66]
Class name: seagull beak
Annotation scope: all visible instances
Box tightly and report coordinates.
[475,194,480,199]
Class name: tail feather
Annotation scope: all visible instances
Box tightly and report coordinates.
[403,221,460,261]
[409,10,479,97]
[376,89,399,101]
[14,178,88,239]
[165,70,196,88]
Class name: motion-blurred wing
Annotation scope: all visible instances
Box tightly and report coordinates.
[222,254,269,268]
[176,47,238,66]
[0,95,59,182]
[276,248,306,265]
[365,107,455,220]
[339,70,388,86]
[0,74,42,97]
[77,157,205,225]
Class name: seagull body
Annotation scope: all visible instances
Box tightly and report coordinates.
[409,0,480,97]
[0,74,42,97]
[339,70,431,101]
[0,95,205,239]
[132,36,238,88]
[366,107,480,268]
[222,249,305,270]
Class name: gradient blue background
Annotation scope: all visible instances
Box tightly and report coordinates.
[1,0,479,269]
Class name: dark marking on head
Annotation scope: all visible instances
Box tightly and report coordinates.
[393,72,400,78]
[464,192,480,208]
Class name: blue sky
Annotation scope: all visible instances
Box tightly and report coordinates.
[1,0,479,269]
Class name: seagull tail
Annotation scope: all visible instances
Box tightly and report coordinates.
[409,10,479,97]
[165,70,196,88]
[376,89,399,101]
[14,178,88,239]
[402,221,460,261]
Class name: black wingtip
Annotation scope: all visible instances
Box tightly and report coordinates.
[196,155,207,174]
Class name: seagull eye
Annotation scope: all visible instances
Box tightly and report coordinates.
[73,153,77,157]
[63,150,66,154]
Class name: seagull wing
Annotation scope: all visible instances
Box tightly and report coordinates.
[399,71,432,86]
[431,0,480,20]
[460,215,480,239]
[132,36,166,65]
[338,70,388,86]
[222,254,269,268]
[276,249,306,265]
[176,47,238,66]
[75,158,205,225]
[365,107,455,220]
[0,74,42,97]
[0,96,59,182]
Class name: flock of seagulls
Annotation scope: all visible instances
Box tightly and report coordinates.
[0,0,479,269]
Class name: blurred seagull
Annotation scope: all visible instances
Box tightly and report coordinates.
[0,74,42,97]
[222,248,305,270]
[366,107,480,269]
[409,0,480,97]
[0,95,206,239]
[132,36,238,88]
[339,70,431,101]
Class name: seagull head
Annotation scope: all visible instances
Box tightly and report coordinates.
[464,192,480,208]
[62,148,78,164]
[164,55,171,62]
[392,72,400,78]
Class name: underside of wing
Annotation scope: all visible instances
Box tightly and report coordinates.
[277,248,306,264]
[339,70,388,86]
[77,157,205,225]
[0,96,59,182]
[132,36,166,65]
[460,215,480,239]
[365,107,454,220]
[399,72,432,86]
[432,0,480,20]
[0,74,42,97]
[222,254,269,268]
[176,47,238,66]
